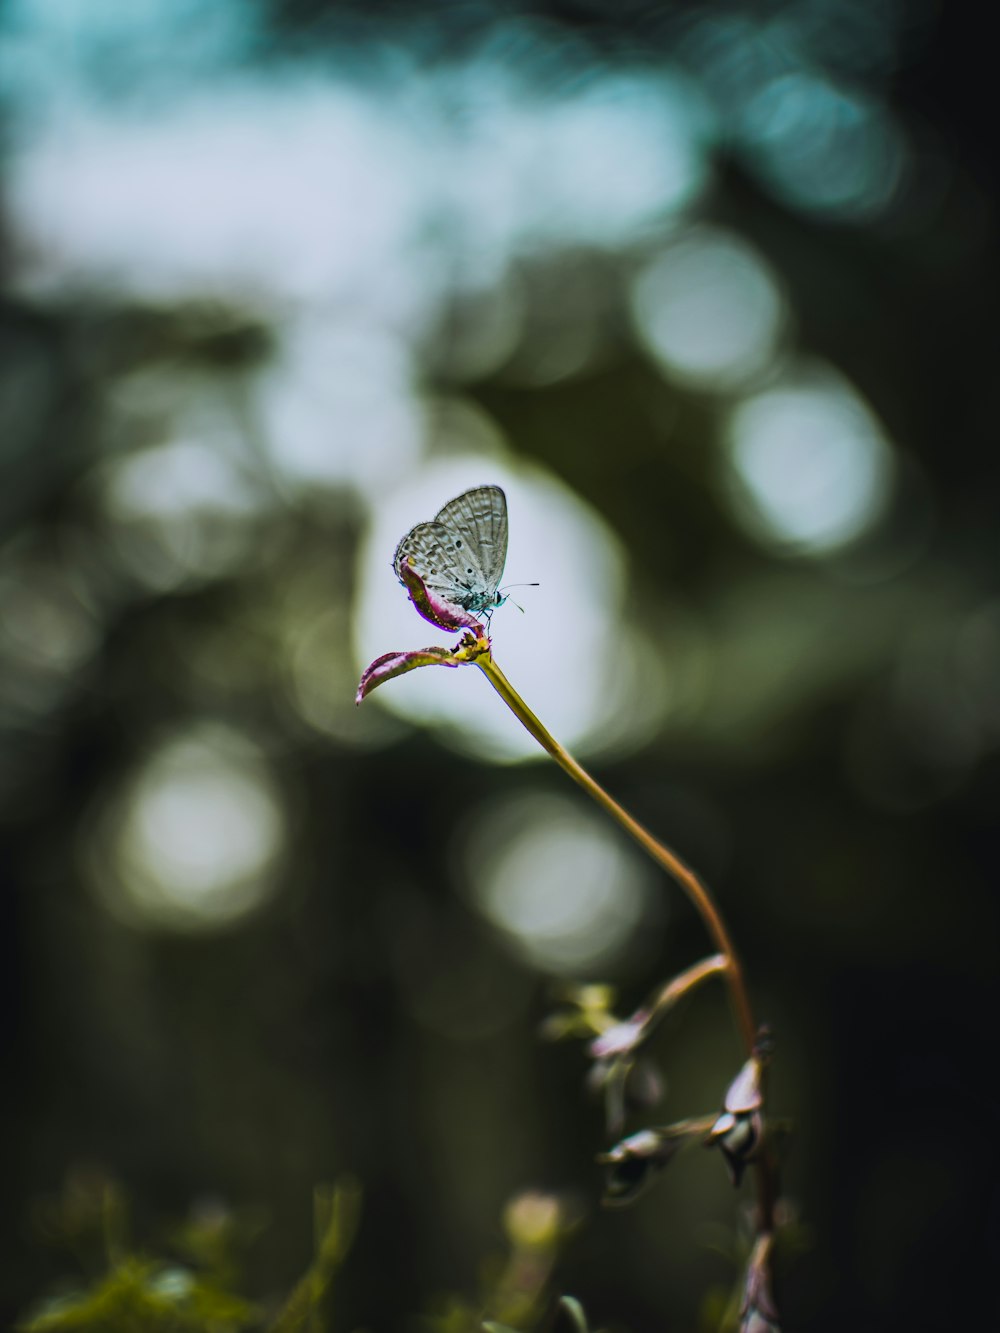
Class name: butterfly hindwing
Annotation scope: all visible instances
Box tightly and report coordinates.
[393,522,484,599]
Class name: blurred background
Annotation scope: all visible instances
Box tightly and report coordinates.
[1,1,997,1329]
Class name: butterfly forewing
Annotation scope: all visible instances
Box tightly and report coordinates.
[434,485,508,592]
[393,485,509,615]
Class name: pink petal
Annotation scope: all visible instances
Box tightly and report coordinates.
[398,559,484,632]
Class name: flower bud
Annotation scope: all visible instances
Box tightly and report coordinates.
[705,1030,771,1187]
[599,1129,677,1206]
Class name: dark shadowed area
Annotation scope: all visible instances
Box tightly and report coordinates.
[1,3,997,1331]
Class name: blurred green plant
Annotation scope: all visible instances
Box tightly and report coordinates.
[19,1172,360,1333]
[428,1191,581,1333]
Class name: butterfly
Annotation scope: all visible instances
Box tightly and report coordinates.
[393,484,510,621]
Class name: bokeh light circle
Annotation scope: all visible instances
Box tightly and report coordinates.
[723,362,895,555]
[89,726,286,933]
[461,790,658,976]
[632,226,786,391]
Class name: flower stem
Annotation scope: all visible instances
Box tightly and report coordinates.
[648,953,730,1021]
[476,654,755,1046]
[476,652,775,1231]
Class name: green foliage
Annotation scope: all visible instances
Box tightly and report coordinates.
[20,1258,259,1333]
[19,1178,361,1333]
[420,1193,581,1333]
[266,1181,362,1333]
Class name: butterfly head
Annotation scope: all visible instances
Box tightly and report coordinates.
[494,581,538,616]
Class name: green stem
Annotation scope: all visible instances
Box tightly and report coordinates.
[475,652,776,1233]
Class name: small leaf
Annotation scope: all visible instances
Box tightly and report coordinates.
[356,646,462,703]
[555,1294,590,1333]
[267,1178,362,1333]
[398,559,484,632]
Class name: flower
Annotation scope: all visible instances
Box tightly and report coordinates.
[585,1046,664,1142]
[705,1027,772,1187]
[598,1119,712,1206]
[543,958,728,1140]
[598,1129,679,1206]
[738,1232,780,1332]
[542,984,666,1138]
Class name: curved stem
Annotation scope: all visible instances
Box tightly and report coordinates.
[477,655,755,1046]
[647,953,729,1023]
[476,652,775,1231]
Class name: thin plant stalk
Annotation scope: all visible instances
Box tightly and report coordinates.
[648,953,730,1016]
[475,650,776,1234]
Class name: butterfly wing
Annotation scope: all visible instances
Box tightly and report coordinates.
[433,485,508,597]
[393,521,469,600]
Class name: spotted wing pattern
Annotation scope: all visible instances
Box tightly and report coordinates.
[393,485,508,615]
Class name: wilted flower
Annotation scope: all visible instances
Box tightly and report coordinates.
[598,1129,678,1206]
[705,1027,772,1187]
[741,1311,780,1333]
[543,959,730,1139]
[541,985,665,1138]
[586,1048,665,1140]
[738,1232,780,1333]
[598,1119,711,1207]
[707,1107,763,1189]
[586,1029,660,1141]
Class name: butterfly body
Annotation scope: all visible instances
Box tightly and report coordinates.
[393,485,509,619]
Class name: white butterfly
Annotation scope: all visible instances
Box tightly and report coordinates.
[393,485,510,620]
